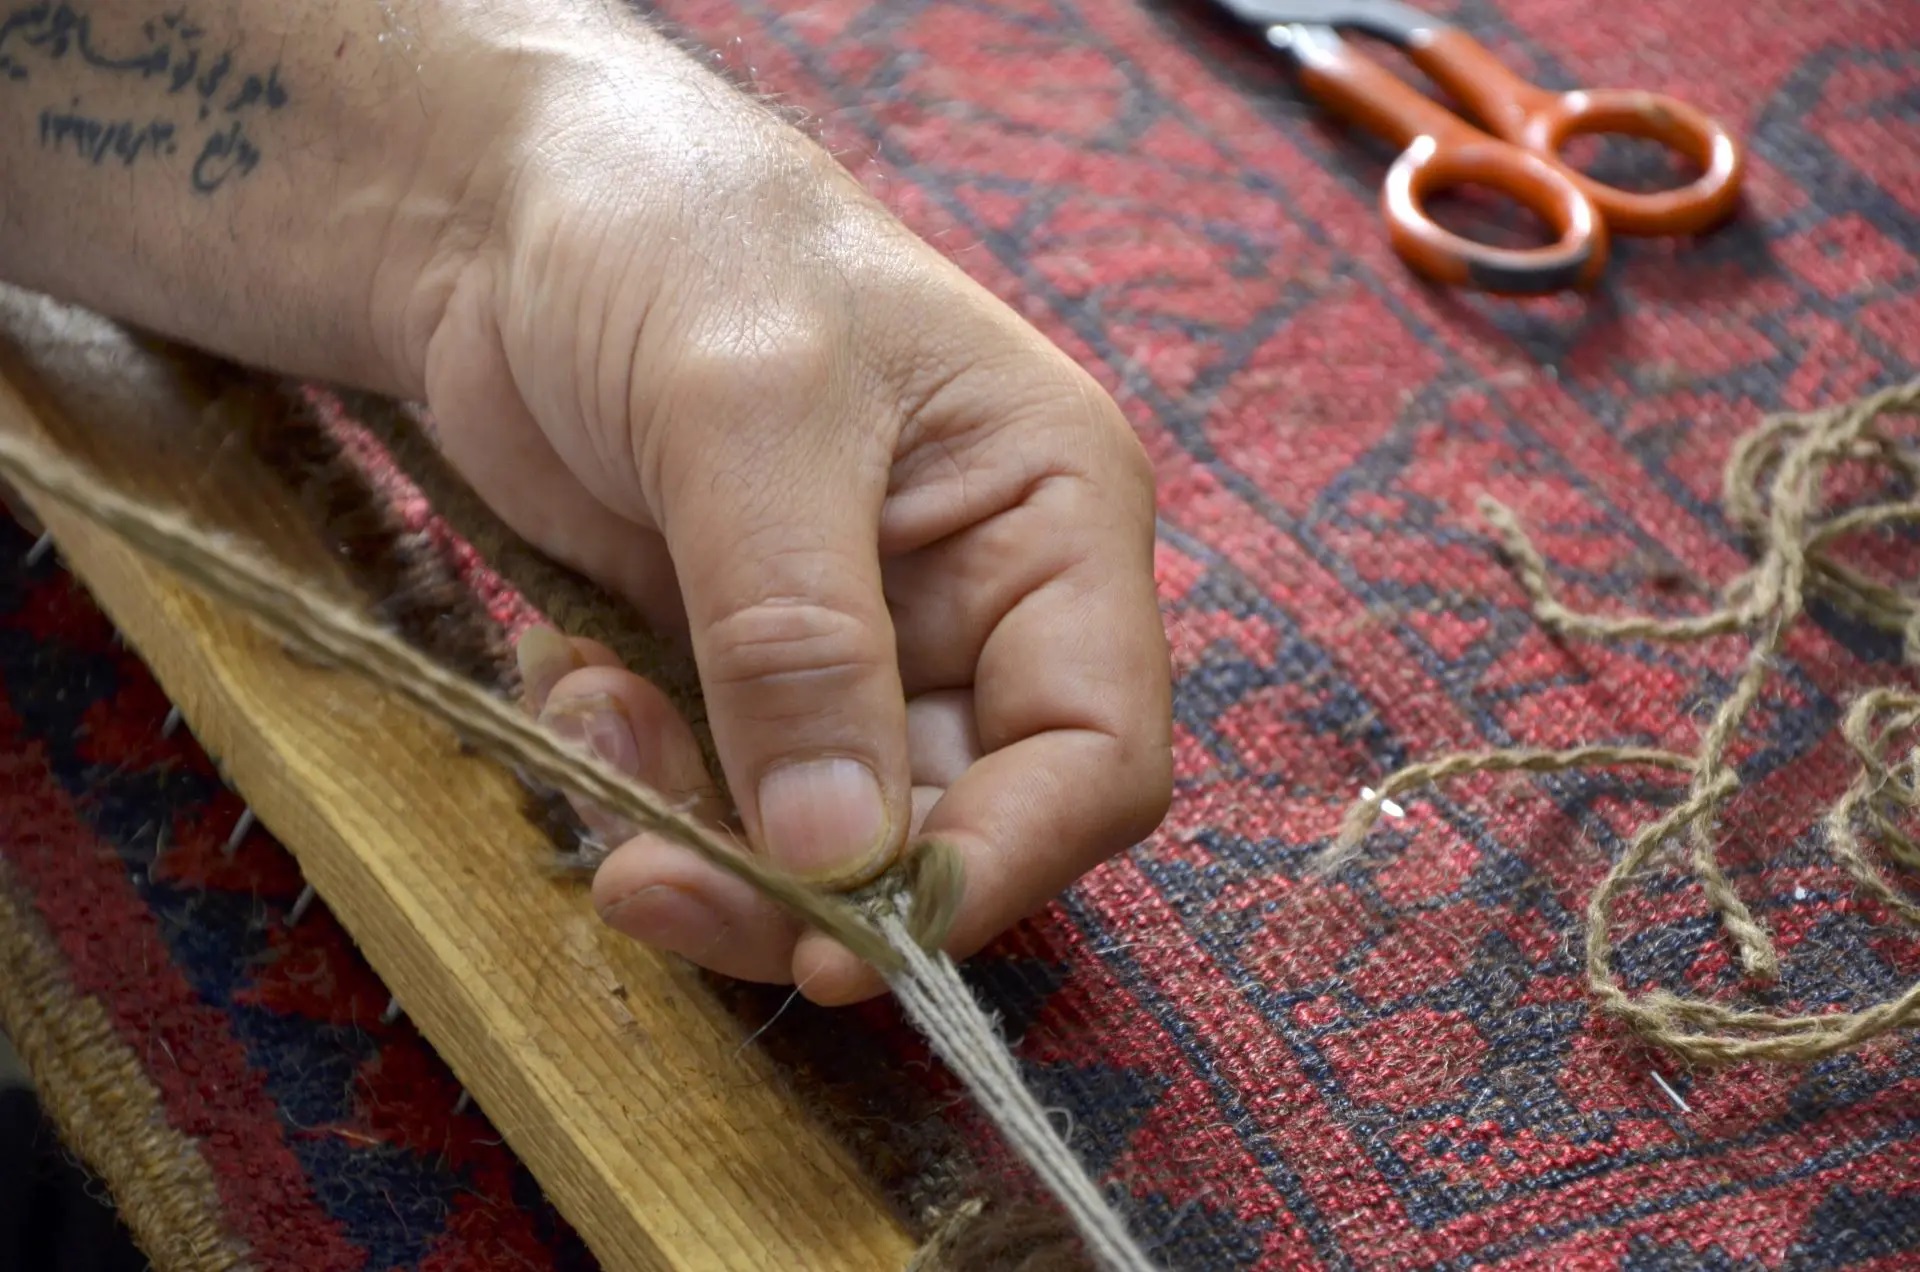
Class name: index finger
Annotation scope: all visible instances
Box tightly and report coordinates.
[795,458,1172,1003]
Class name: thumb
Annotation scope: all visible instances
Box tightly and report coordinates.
[658,430,909,890]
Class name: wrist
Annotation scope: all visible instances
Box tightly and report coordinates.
[388,14,776,397]
[0,0,588,400]
[442,41,913,383]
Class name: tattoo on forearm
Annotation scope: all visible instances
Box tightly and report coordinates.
[40,98,175,163]
[1,2,288,193]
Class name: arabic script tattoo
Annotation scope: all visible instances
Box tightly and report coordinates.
[1,3,289,192]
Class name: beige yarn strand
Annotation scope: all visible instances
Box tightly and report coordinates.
[0,426,1157,1271]
[880,913,1158,1272]
[1326,378,1920,1065]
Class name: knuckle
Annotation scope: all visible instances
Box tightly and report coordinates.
[1117,741,1175,844]
[701,593,886,696]
[1064,374,1155,495]
[638,310,858,517]
[1106,431,1158,527]
[660,307,850,421]
[1114,419,1156,492]
[1030,363,1154,488]
[1098,668,1174,844]
[1061,732,1172,863]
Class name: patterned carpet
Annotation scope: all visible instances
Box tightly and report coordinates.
[4,0,1918,1267]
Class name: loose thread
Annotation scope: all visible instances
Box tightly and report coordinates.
[879,912,1158,1272]
[904,1199,988,1272]
[1322,745,1695,871]
[1327,378,1920,1065]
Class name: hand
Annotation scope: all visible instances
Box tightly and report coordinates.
[0,0,1172,1005]
[416,44,1172,1004]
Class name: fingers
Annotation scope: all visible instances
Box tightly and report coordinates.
[650,368,911,890]
[906,689,980,787]
[592,836,804,984]
[797,482,1172,1005]
[513,626,796,980]
[883,502,1068,696]
[585,692,977,985]
[794,734,1153,1004]
[523,635,726,831]
[877,353,1154,699]
[518,451,1168,1006]
[422,292,688,636]
[494,274,1166,998]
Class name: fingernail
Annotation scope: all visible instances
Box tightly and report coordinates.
[516,626,579,710]
[757,758,890,882]
[601,883,727,957]
[539,693,639,775]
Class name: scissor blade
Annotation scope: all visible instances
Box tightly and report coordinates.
[1210,0,1441,45]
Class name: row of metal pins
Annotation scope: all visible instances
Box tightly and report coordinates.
[24,529,474,1118]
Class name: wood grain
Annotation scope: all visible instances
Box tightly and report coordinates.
[0,288,918,1272]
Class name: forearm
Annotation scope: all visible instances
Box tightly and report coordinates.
[0,0,750,398]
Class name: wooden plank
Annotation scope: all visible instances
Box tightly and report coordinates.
[0,288,918,1272]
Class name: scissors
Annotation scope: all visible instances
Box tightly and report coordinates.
[1212,0,1746,295]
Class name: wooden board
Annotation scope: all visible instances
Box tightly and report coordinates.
[0,287,918,1272]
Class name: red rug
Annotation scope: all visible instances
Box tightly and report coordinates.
[4,0,1918,1267]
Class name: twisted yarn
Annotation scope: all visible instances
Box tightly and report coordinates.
[1328,379,1920,1065]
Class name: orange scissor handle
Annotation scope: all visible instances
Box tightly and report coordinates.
[1405,27,1746,236]
[1385,135,1607,294]
[1289,26,1608,294]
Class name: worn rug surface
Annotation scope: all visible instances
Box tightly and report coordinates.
[4,0,1919,1267]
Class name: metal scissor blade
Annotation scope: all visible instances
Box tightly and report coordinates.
[1210,0,1441,45]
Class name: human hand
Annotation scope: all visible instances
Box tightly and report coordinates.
[415,38,1172,1005]
[0,0,1171,1005]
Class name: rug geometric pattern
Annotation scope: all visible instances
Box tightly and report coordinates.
[3,0,1916,1266]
